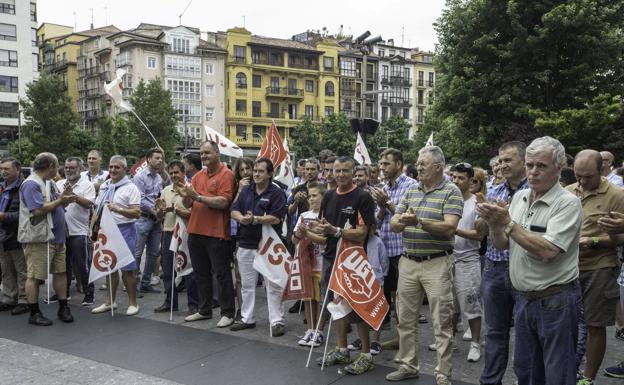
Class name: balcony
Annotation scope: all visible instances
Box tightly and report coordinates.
[44,59,74,73]
[232,56,246,64]
[288,61,319,71]
[79,66,100,78]
[232,135,264,146]
[381,97,413,107]
[252,56,284,67]
[381,74,412,86]
[265,87,304,99]
[79,87,101,98]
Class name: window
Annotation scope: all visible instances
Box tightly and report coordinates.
[323,56,334,71]
[0,101,17,118]
[235,99,246,112]
[417,107,424,123]
[305,80,314,93]
[381,107,388,121]
[165,56,201,78]
[404,67,410,81]
[378,49,385,57]
[174,103,201,123]
[305,105,313,119]
[205,85,214,97]
[32,53,37,72]
[147,56,157,69]
[324,106,334,116]
[166,79,201,101]
[382,65,388,79]
[428,72,435,87]
[205,63,214,75]
[0,76,18,93]
[428,91,434,105]
[236,124,247,138]
[205,107,214,121]
[172,38,190,54]
[235,72,247,88]
[403,108,410,119]
[233,45,246,63]
[324,81,335,97]
[418,71,424,87]
[0,1,15,15]
[0,49,17,67]
[252,74,261,88]
[252,101,261,117]
[418,90,424,105]
[0,23,16,41]
[30,2,36,21]
[389,50,395,56]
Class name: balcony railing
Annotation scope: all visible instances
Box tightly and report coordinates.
[265,87,304,98]
[78,66,99,78]
[381,75,412,86]
[288,61,319,71]
[381,97,413,107]
[232,56,246,64]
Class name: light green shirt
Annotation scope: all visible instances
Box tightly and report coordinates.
[508,182,582,292]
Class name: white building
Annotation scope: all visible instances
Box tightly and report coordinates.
[0,0,38,153]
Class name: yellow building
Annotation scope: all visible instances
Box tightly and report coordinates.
[223,28,340,152]
[411,51,435,133]
[37,24,119,113]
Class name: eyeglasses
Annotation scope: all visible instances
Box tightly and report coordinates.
[454,162,473,172]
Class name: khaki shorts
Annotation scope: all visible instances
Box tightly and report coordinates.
[24,243,66,281]
[579,267,620,327]
[311,272,321,302]
[453,258,482,320]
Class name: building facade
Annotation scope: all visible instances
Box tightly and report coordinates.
[411,50,435,134]
[337,44,379,121]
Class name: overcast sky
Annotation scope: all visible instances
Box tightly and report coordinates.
[38,0,446,51]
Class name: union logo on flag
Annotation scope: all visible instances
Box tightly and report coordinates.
[258,121,287,167]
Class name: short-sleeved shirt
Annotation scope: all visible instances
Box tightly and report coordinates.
[454,195,480,262]
[20,180,65,244]
[56,176,96,236]
[133,168,163,214]
[379,174,418,257]
[187,163,234,239]
[509,182,582,292]
[607,172,624,188]
[485,178,529,262]
[81,169,109,185]
[396,178,463,257]
[161,184,188,232]
[232,182,286,249]
[319,185,376,260]
[567,178,624,271]
[106,182,141,225]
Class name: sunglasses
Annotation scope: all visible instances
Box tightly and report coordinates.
[454,162,473,172]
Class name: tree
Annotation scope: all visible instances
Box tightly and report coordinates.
[128,78,179,158]
[367,115,414,162]
[290,113,356,159]
[289,116,322,158]
[429,0,624,165]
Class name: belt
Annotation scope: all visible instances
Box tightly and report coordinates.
[141,212,158,221]
[402,250,452,262]
[517,281,576,300]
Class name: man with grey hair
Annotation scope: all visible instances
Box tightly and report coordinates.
[477,136,583,384]
[600,151,624,188]
[387,146,463,385]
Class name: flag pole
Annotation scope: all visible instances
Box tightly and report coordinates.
[46,242,50,304]
[108,272,114,317]
[320,316,333,371]
[170,259,176,322]
[267,280,273,338]
[129,109,162,150]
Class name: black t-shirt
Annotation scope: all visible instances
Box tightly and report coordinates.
[290,183,310,215]
[319,185,376,260]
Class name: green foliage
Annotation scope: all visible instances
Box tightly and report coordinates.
[290,113,356,159]
[128,78,179,158]
[7,137,35,165]
[289,117,321,158]
[429,0,624,165]
[367,115,416,163]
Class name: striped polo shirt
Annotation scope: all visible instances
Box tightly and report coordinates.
[396,177,463,256]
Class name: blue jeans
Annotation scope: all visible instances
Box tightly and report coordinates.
[480,259,514,385]
[514,282,580,385]
[134,217,162,289]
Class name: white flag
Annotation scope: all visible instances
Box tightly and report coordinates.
[204,125,243,158]
[169,217,193,277]
[426,132,434,146]
[354,132,372,165]
[103,68,133,112]
[275,139,295,187]
[326,296,353,320]
[254,224,290,288]
[88,206,136,283]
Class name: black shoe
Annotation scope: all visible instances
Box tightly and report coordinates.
[0,303,15,312]
[29,312,53,326]
[139,286,161,294]
[11,304,29,315]
[154,303,177,313]
[81,294,95,306]
[230,320,256,331]
[44,295,59,304]
[288,300,302,313]
[57,306,74,323]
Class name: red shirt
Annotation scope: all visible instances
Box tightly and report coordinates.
[187,163,234,239]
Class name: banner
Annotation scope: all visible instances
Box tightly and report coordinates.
[257,121,287,167]
[170,217,193,277]
[282,237,314,301]
[130,157,147,176]
[255,224,290,288]
[354,132,372,165]
[103,68,133,112]
[275,138,295,188]
[88,206,136,283]
[426,132,434,146]
[328,238,389,330]
[204,125,243,158]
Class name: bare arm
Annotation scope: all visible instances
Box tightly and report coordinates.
[456,219,487,241]
[109,204,141,219]
[491,224,561,262]
[421,214,461,238]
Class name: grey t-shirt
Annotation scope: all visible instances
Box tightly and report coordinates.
[454,195,480,262]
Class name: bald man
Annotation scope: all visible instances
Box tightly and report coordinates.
[600,151,624,188]
[567,150,624,384]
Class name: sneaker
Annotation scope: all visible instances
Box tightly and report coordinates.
[184,312,211,322]
[418,313,428,323]
[44,295,59,304]
[230,320,256,331]
[309,330,324,347]
[342,353,374,375]
[126,305,139,316]
[10,304,29,315]
[99,283,107,291]
[81,294,94,306]
[386,365,419,381]
[370,341,382,355]
[57,306,74,323]
[216,316,234,328]
[271,323,285,337]
[467,342,481,362]
[463,328,472,341]
[616,328,624,342]
[150,276,160,286]
[380,337,399,350]
[316,347,351,366]
[28,312,53,326]
[347,338,362,351]
[605,361,624,378]
[429,340,458,351]
[298,329,314,346]
[436,373,452,385]
[91,303,117,314]
[577,376,594,385]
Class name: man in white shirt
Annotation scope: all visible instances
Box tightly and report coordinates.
[82,150,109,190]
[57,157,96,305]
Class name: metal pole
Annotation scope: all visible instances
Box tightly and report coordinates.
[183,117,188,153]
[17,110,21,159]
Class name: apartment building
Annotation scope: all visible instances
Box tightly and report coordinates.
[337,43,379,121]
[412,50,435,134]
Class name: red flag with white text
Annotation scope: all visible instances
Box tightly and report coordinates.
[282,237,314,301]
[255,224,290,288]
[257,121,287,167]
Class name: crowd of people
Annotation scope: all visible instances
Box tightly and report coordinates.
[1,136,624,385]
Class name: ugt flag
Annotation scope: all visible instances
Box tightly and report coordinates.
[257,121,287,167]
[274,139,295,188]
[328,238,389,330]
[169,217,193,277]
[255,224,290,288]
[354,132,372,165]
[204,125,243,158]
[103,68,133,112]
[89,206,136,283]
[282,237,314,301]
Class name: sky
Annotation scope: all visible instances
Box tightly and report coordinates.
[37,0,446,52]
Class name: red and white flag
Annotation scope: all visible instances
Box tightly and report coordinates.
[130,157,147,176]
[274,139,295,188]
[353,132,372,165]
[257,121,287,167]
[255,224,290,288]
[204,125,243,158]
[103,68,133,112]
[282,237,314,301]
[169,217,193,277]
[328,238,389,330]
[88,206,137,283]
[326,296,353,320]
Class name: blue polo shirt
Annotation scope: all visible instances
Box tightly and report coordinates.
[232,181,287,249]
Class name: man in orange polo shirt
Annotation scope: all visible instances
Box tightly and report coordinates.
[179,141,236,328]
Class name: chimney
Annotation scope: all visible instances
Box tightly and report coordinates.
[388,38,394,46]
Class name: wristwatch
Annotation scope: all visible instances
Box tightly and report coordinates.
[334,227,343,238]
[504,220,516,237]
[591,236,600,249]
